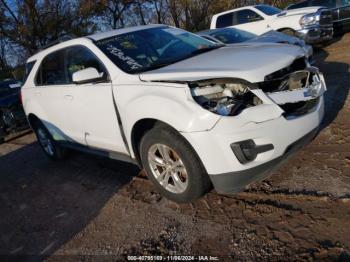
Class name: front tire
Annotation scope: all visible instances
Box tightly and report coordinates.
[32,120,66,160]
[139,125,212,203]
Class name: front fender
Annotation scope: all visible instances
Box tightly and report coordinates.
[115,83,221,154]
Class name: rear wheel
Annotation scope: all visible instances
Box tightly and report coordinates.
[140,124,212,203]
[32,120,66,160]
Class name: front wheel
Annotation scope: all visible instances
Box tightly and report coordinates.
[32,120,66,160]
[140,125,212,203]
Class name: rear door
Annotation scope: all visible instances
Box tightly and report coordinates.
[34,49,74,142]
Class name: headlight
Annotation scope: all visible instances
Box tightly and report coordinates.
[300,13,319,27]
[189,80,262,116]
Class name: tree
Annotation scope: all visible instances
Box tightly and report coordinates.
[0,0,99,55]
[95,0,134,29]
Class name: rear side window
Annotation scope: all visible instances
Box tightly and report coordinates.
[23,61,35,83]
[36,50,67,85]
[65,46,107,83]
[216,12,235,28]
[236,10,263,24]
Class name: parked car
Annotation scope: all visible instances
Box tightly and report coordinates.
[210,4,333,44]
[21,25,326,202]
[197,28,313,61]
[0,79,28,143]
[286,0,350,32]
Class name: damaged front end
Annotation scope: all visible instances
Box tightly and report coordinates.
[189,62,326,120]
[189,79,262,117]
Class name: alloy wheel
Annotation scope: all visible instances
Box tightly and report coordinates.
[147,143,188,194]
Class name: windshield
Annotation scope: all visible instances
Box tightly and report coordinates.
[210,28,257,44]
[95,26,220,74]
[255,5,281,16]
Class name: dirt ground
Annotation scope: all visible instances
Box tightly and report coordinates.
[1,34,350,261]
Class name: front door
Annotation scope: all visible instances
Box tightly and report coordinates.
[62,45,128,154]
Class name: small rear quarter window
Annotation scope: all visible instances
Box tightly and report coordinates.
[23,61,36,84]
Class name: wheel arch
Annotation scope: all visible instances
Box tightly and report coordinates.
[130,118,178,166]
[27,113,41,129]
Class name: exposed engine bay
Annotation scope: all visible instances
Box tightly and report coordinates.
[190,79,262,116]
[190,66,325,117]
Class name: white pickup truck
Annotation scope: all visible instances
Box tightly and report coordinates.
[210,4,333,44]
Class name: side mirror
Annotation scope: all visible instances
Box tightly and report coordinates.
[72,67,106,84]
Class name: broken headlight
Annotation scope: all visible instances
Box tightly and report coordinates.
[189,80,262,116]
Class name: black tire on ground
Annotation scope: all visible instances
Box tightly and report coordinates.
[32,119,67,160]
[139,124,212,203]
[280,28,296,36]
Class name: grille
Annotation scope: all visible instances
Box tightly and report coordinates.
[319,10,333,26]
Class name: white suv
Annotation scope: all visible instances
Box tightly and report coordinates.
[22,25,326,203]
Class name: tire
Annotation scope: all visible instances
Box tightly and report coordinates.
[280,28,296,37]
[139,124,212,203]
[32,120,66,160]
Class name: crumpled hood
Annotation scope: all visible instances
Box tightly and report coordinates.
[139,43,305,83]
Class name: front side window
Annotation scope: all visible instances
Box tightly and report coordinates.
[211,28,256,44]
[216,12,235,28]
[65,46,107,83]
[36,50,67,85]
[255,5,281,15]
[237,10,263,24]
[95,26,219,74]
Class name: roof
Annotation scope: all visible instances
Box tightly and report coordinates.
[27,24,166,62]
[88,24,164,41]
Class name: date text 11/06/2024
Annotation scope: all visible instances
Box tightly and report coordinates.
[127,255,219,261]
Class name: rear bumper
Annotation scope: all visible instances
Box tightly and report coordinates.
[296,26,333,44]
[209,127,319,194]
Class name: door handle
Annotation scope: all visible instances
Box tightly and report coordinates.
[64,95,73,100]
[34,91,41,96]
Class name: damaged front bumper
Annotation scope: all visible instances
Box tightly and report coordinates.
[181,69,326,194]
